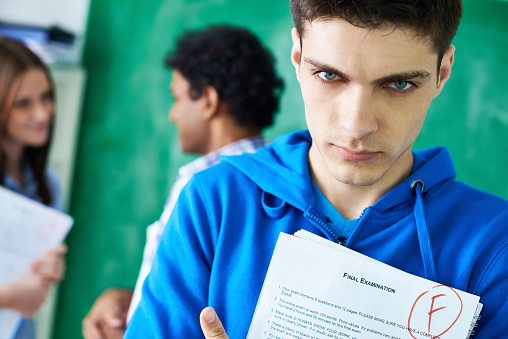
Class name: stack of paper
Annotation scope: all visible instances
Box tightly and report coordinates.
[248,231,482,339]
[0,187,73,339]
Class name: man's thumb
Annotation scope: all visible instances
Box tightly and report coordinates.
[105,301,126,329]
[106,317,125,328]
[200,307,229,339]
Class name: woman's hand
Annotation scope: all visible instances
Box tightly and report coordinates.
[0,244,67,317]
[0,275,50,318]
[31,244,67,283]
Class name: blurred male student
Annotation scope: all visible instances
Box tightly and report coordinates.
[82,25,283,339]
[125,0,508,338]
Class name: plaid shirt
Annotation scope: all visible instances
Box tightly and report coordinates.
[127,135,269,321]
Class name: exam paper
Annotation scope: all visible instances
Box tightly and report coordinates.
[247,232,481,339]
[0,186,73,339]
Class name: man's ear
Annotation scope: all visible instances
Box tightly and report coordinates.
[291,27,302,82]
[435,45,455,98]
[200,85,220,121]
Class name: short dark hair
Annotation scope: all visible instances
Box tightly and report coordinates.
[165,25,284,129]
[290,0,463,60]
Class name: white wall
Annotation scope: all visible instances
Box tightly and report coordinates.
[0,0,90,35]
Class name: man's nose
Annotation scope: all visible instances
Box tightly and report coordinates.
[168,108,176,122]
[338,86,378,140]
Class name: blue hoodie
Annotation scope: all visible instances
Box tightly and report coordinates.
[126,130,508,338]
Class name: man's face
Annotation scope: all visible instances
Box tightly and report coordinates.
[168,70,210,154]
[291,19,454,188]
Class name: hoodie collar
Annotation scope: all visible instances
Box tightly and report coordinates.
[374,146,457,211]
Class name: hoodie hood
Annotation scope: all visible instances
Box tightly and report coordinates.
[222,130,458,281]
[222,131,315,213]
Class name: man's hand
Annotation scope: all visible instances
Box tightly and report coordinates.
[31,244,67,283]
[0,275,50,317]
[82,288,133,339]
[200,307,230,339]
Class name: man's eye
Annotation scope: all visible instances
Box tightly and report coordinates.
[318,72,338,81]
[388,81,412,90]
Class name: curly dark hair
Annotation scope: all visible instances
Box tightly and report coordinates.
[165,25,284,129]
[290,0,463,63]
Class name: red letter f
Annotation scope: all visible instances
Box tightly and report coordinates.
[428,294,447,333]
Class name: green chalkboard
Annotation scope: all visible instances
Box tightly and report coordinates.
[415,0,508,197]
[54,0,508,338]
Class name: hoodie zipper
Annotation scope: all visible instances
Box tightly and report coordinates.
[304,208,368,247]
[304,212,340,243]
[340,208,369,247]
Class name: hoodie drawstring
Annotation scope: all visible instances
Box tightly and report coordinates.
[411,179,438,282]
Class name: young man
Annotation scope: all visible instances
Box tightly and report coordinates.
[126,1,508,338]
[81,25,283,339]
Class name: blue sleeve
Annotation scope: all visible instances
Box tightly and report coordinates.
[472,244,508,338]
[125,176,217,337]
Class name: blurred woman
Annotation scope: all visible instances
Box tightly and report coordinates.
[0,36,67,339]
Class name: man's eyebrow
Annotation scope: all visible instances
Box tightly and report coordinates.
[303,57,351,82]
[373,70,432,85]
[303,56,432,84]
